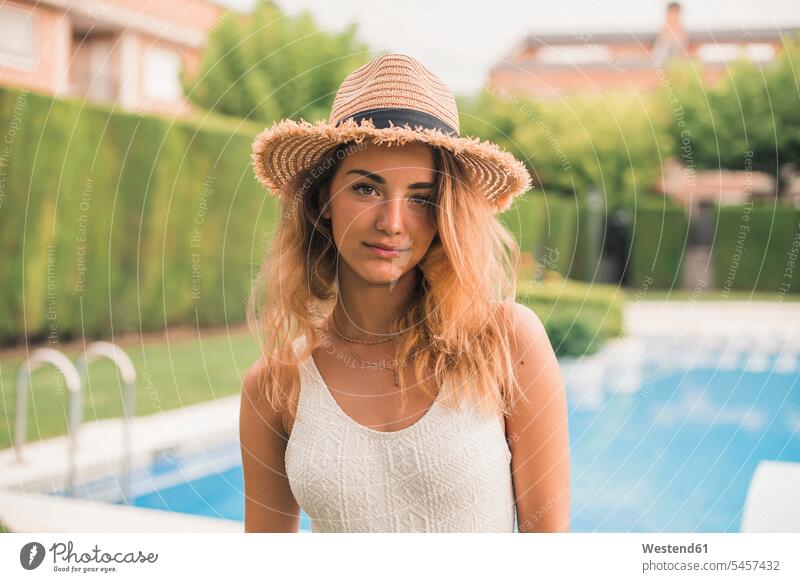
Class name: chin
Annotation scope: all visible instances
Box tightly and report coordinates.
[359,263,410,284]
[364,269,404,284]
[339,249,416,284]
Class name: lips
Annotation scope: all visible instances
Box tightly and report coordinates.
[363,242,410,258]
[365,242,409,252]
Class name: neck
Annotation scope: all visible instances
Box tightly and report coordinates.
[332,267,419,341]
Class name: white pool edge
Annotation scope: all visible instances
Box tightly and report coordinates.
[0,394,242,532]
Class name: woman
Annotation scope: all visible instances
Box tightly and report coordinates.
[240,53,570,532]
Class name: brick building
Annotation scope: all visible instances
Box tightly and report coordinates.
[0,0,235,117]
[489,2,798,100]
[489,2,800,289]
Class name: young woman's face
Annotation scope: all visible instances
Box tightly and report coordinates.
[321,141,439,285]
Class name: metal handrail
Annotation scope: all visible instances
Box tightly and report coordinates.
[15,348,83,496]
[75,341,137,504]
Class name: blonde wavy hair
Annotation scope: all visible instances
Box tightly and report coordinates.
[246,140,527,422]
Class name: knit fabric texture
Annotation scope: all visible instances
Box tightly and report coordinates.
[285,336,516,532]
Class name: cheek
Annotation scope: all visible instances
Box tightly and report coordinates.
[329,199,363,241]
[414,211,438,239]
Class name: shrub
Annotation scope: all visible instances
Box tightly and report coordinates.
[516,278,626,357]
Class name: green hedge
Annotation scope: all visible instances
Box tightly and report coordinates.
[0,86,277,345]
[502,192,626,356]
[504,191,689,288]
[516,278,626,357]
[501,192,579,277]
[713,203,800,294]
[0,84,638,351]
[568,200,606,282]
[629,197,688,289]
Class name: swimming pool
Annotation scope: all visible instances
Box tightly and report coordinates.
[64,335,799,532]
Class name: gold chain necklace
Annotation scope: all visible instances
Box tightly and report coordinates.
[330,310,406,386]
[330,309,400,344]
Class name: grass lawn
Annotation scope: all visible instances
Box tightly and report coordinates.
[0,326,261,451]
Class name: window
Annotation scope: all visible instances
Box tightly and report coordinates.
[698,42,776,64]
[697,43,741,63]
[537,44,612,65]
[0,5,36,71]
[744,43,775,63]
[142,47,182,102]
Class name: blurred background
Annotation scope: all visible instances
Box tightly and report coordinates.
[0,0,798,533]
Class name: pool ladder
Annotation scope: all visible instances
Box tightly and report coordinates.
[14,342,137,502]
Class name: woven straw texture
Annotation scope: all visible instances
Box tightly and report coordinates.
[251,53,533,212]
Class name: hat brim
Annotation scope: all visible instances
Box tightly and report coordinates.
[251,117,533,213]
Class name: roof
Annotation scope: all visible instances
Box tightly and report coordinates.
[205,0,249,14]
[522,31,659,46]
[520,26,799,47]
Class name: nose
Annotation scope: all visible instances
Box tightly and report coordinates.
[376,196,404,234]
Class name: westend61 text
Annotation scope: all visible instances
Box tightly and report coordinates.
[642,543,708,554]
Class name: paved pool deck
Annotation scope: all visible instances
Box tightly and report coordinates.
[625,300,800,341]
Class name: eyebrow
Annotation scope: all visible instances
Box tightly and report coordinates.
[346,169,435,190]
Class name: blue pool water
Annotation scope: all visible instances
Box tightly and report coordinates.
[69,337,800,532]
[134,461,248,523]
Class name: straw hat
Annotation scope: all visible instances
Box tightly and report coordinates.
[250,53,532,213]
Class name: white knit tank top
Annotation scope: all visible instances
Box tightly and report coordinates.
[285,336,516,532]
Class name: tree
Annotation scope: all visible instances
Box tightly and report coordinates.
[182,0,372,124]
[660,33,800,178]
[459,87,670,209]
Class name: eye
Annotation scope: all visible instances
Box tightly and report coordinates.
[353,182,377,196]
[410,195,433,207]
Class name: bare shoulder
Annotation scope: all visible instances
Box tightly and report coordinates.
[502,301,551,359]
[239,354,301,532]
[240,355,286,435]
[241,357,270,410]
[500,301,561,406]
